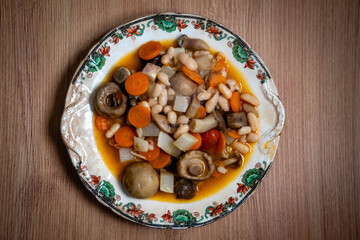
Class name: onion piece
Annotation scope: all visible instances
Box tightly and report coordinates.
[160,66,176,78]
[160,169,174,193]
[134,137,149,152]
[141,122,160,136]
[158,131,181,158]
[174,95,190,112]
[173,133,198,151]
[142,63,161,81]
[224,131,235,145]
[119,148,134,162]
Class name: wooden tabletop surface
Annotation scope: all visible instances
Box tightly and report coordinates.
[1,0,359,239]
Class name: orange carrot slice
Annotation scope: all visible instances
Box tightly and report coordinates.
[209,74,226,88]
[215,132,226,154]
[228,129,241,139]
[128,105,151,128]
[125,72,149,96]
[95,115,113,131]
[148,150,171,169]
[114,126,136,147]
[140,140,160,161]
[189,132,202,150]
[182,65,204,84]
[138,41,162,60]
[230,92,241,112]
[194,105,206,119]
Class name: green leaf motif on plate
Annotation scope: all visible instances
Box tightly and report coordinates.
[96,180,115,201]
[87,53,106,72]
[232,42,251,63]
[241,168,263,187]
[172,209,196,225]
[157,19,177,33]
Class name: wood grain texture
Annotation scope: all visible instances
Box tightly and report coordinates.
[0,0,359,239]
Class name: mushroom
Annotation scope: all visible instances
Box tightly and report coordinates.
[170,72,198,96]
[195,55,211,72]
[122,162,159,199]
[152,114,176,134]
[113,67,131,85]
[174,179,197,199]
[177,150,215,181]
[213,110,227,132]
[226,112,248,128]
[94,82,128,118]
[189,113,218,133]
[185,97,201,119]
[178,35,210,51]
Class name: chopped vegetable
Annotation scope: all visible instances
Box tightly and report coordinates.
[95,115,113,131]
[215,132,226,154]
[134,137,149,152]
[159,169,174,193]
[174,133,199,151]
[212,58,228,72]
[224,132,235,145]
[230,92,241,112]
[209,74,226,88]
[157,131,181,158]
[125,72,149,96]
[182,65,204,84]
[114,126,136,147]
[140,140,160,161]
[173,47,185,65]
[119,148,134,162]
[138,41,162,60]
[228,129,241,139]
[128,105,151,128]
[194,105,206,119]
[200,129,220,153]
[142,63,161,81]
[141,122,160,136]
[150,151,171,169]
[173,95,190,112]
[160,66,176,78]
[189,132,202,150]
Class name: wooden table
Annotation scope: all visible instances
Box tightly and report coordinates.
[1,0,359,239]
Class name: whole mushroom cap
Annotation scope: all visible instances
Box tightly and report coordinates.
[177,150,215,181]
[122,162,159,199]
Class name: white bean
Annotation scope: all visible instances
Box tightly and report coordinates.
[151,104,163,114]
[105,123,120,138]
[152,83,163,98]
[247,112,259,131]
[167,111,177,124]
[161,55,170,65]
[140,101,151,111]
[218,83,232,99]
[148,98,158,107]
[167,88,175,96]
[178,52,197,71]
[136,128,143,138]
[231,141,250,154]
[158,89,168,106]
[167,47,175,58]
[205,91,219,113]
[174,124,189,139]
[238,126,251,135]
[168,95,175,101]
[177,115,189,124]
[241,93,260,106]
[240,135,247,143]
[218,96,229,111]
[247,132,260,143]
[148,144,154,151]
[163,105,173,114]
[197,89,212,101]
[217,166,228,174]
[157,72,170,86]
[243,103,259,117]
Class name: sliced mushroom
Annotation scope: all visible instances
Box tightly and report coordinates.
[152,114,176,134]
[94,82,128,118]
[195,55,211,72]
[177,150,215,181]
[213,110,227,132]
[178,35,210,51]
[170,72,198,96]
[226,112,248,128]
[113,67,131,85]
[189,113,218,133]
[185,97,201,119]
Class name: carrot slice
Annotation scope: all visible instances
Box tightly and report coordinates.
[228,129,241,139]
[182,65,204,84]
[211,169,223,178]
[140,140,160,161]
[189,132,202,150]
[209,75,226,88]
[128,105,151,128]
[114,126,136,147]
[194,105,206,119]
[95,115,113,131]
[215,132,226,154]
[125,72,149,96]
[230,92,241,112]
[138,41,162,60]
[148,150,171,169]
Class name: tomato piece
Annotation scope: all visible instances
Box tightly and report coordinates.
[200,129,220,153]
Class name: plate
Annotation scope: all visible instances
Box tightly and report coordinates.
[60,13,285,229]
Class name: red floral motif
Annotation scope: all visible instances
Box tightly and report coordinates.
[80,165,87,173]
[228,197,235,205]
[147,213,156,221]
[206,26,222,39]
[90,175,101,185]
[177,19,188,32]
[128,204,144,217]
[194,22,202,29]
[113,36,119,44]
[161,210,173,223]
[127,26,140,37]
[244,58,256,69]
[257,70,265,81]
[237,183,248,194]
[99,45,110,57]
[208,204,223,216]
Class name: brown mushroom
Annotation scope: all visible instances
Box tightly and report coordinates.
[185,97,201,119]
[213,110,227,132]
[94,82,128,118]
[189,113,218,133]
[152,114,176,134]
[174,179,197,199]
[226,112,248,128]
[177,150,215,181]
[178,35,210,51]
[113,67,131,85]
[170,72,198,96]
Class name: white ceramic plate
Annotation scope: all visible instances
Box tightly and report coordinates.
[60,13,285,229]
